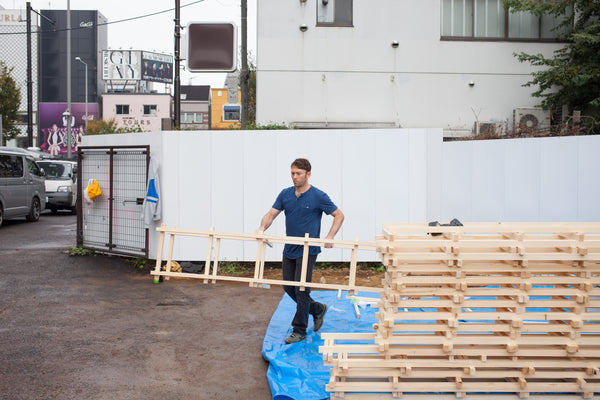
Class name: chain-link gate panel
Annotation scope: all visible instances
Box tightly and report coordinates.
[0,17,39,145]
[77,146,149,258]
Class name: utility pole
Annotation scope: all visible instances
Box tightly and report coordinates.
[240,0,249,129]
[174,0,181,129]
[66,0,72,158]
[26,2,33,147]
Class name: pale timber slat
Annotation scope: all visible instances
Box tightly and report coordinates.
[330,395,594,400]
[155,225,377,250]
[325,355,600,370]
[327,368,599,381]
[381,222,600,234]
[326,381,600,395]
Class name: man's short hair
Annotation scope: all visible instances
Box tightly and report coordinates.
[291,158,311,172]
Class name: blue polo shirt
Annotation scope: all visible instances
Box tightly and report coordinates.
[273,186,339,259]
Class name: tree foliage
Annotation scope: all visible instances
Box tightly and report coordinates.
[247,53,257,126]
[504,0,600,132]
[241,53,294,130]
[0,61,22,145]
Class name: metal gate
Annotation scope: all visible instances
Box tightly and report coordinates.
[77,145,150,258]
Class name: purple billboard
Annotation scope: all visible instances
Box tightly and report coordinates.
[39,103,99,156]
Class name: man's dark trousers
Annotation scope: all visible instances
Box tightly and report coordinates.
[282,254,326,336]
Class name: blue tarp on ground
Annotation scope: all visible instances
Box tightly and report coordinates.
[261,290,380,400]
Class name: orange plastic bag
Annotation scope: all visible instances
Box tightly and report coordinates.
[87,179,102,201]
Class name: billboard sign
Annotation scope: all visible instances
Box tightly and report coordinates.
[184,22,237,72]
[102,50,142,81]
[38,103,99,155]
[226,74,239,103]
[0,9,28,25]
[142,52,174,84]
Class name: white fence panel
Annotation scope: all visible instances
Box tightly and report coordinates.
[437,135,600,223]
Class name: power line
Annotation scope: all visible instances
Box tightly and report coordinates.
[0,0,205,36]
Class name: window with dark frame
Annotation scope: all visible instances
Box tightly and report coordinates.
[223,104,241,121]
[441,0,571,41]
[143,104,158,115]
[116,104,130,115]
[317,0,353,27]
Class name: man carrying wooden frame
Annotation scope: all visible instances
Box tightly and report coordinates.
[258,158,345,344]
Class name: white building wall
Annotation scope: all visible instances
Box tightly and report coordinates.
[256,0,564,132]
[83,130,600,263]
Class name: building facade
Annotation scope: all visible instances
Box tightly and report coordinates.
[39,9,107,104]
[102,93,172,132]
[256,0,568,136]
[181,85,210,130]
[211,88,241,130]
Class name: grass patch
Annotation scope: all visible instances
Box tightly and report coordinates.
[132,258,149,270]
[220,262,247,274]
[358,262,386,272]
[66,247,94,256]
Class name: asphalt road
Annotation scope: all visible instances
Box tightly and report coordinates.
[0,212,283,399]
[0,210,78,251]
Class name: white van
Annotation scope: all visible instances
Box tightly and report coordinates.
[37,160,78,214]
[0,147,47,227]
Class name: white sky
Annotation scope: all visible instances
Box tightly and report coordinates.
[2,0,257,88]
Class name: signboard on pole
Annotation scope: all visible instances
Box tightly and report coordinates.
[184,22,237,72]
[226,74,239,103]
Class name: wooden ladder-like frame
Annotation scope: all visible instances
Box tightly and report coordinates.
[151,224,379,293]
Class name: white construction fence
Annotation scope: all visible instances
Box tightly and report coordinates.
[82,129,600,262]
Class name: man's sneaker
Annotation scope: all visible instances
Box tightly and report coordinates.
[285,332,306,344]
[313,304,328,332]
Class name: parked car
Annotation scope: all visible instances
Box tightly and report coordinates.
[0,147,47,227]
[37,160,77,214]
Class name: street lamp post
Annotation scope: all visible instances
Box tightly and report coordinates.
[75,57,88,129]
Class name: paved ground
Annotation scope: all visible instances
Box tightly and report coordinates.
[0,213,283,399]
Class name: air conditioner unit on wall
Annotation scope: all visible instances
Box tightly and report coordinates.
[475,121,507,136]
[513,107,552,133]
